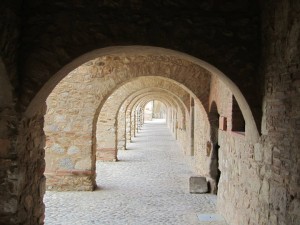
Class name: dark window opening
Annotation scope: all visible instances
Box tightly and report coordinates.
[231,96,245,132]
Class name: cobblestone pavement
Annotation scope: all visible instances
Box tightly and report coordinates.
[44,120,228,225]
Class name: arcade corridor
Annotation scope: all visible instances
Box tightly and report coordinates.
[44,120,226,225]
[1,1,299,224]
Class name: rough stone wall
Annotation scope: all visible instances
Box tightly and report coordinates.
[16,112,46,225]
[205,76,264,224]
[218,132,259,225]
[0,62,20,225]
[0,2,29,224]
[214,2,300,224]
[193,77,233,193]
[260,1,300,224]
[194,103,210,176]
[176,109,189,154]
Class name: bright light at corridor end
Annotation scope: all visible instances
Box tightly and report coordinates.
[144,100,166,122]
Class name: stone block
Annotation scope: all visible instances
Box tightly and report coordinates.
[254,143,263,162]
[219,116,227,131]
[189,176,208,194]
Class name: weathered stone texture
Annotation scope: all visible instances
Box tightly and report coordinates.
[260,1,300,224]
[0,4,23,222]
[45,60,201,189]
[218,132,260,225]
[194,103,210,174]
[16,112,46,225]
[117,106,126,150]
[45,171,95,191]
[19,0,261,129]
[189,176,208,194]
[44,65,104,190]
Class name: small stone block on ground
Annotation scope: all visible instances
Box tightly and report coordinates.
[189,176,208,193]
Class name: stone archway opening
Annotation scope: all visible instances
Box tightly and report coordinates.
[24,46,259,225]
[144,100,167,122]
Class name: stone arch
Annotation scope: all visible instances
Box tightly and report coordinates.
[130,94,180,138]
[28,46,259,192]
[26,46,259,141]
[123,88,187,119]
[139,98,169,120]
[94,76,192,161]
[123,91,184,144]
[117,88,187,150]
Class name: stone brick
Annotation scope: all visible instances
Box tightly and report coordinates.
[189,176,208,194]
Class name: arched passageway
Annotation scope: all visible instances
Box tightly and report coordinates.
[1,2,299,225]
[40,46,259,225]
[45,119,227,225]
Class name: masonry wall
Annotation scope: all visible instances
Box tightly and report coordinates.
[16,111,46,225]
[0,2,36,224]
[260,1,300,224]
[205,76,266,224]
[194,103,210,176]
[213,2,300,224]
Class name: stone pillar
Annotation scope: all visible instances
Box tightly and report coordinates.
[137,108,143,131]
[117,107,126,150]
[126,109,132,144]
[136,109,140,133]
[190,98,195,156]
[96,108,118,162]
[141,109,144,125]
[45,128,96,191]
[131,111,136,138]
[44,103,96,191]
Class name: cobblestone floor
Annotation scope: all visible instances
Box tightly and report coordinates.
[44,120,228,225]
